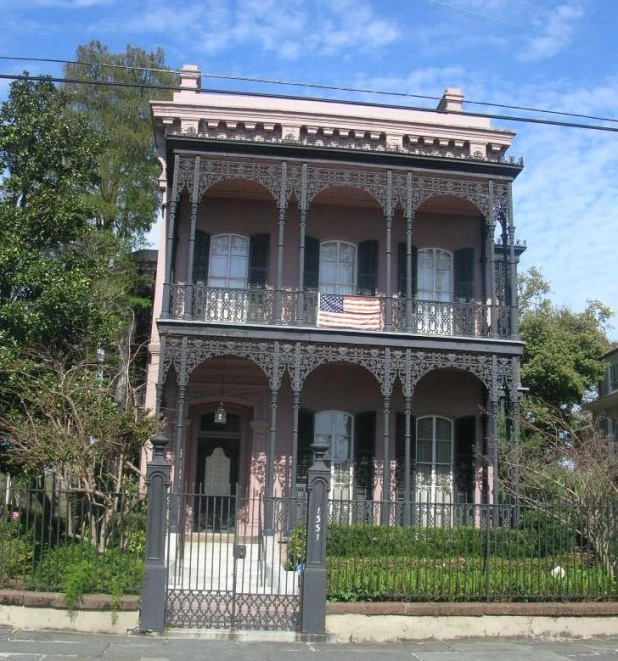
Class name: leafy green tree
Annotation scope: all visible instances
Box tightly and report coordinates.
[0,75,123,358]
[518,268,612,423]
[63,41,176,246]
[0,75,154,481]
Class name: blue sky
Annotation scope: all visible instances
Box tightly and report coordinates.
[3,0,618,338]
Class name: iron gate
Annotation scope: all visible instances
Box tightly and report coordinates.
[166,491,304,630]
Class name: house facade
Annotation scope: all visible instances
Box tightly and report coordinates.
[588,346,618,442]
[145,65,525,529]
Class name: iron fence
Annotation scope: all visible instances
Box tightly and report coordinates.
[289,497,618,603]
[166,490,302,630]
[0,479,145,595]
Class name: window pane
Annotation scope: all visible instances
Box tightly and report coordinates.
[436,439,452,465]
[417,417,433,440]
[321,242,337,260]
[315,412,332,435]
[339,261,354,286]
[332,435,350,460]
[231,235,248,255]
[340,243,355,262]
[212,235,229,255]
[416,438,432,464]
[333,412,351,437]
[229,256,247,278]
[321,262,337,284]
[436,418,452,441]
[210,256,228,277]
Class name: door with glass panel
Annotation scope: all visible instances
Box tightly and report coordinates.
[417,248,453,334]
[314,411,354,507]
[415,416,453,524]
[207,234,249,322]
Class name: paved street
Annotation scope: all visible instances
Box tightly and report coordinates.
[1,628,618,661]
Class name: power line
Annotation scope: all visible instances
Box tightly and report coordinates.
[2,71,618,134]
[425,0,618,60]
[2,53,618,126]
[0,54,183,76]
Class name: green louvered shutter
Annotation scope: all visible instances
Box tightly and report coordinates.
[304,236,320,291]
[248,233,270,289]
[192,230,210,284]
[454,247,475,301]
[354,411,376,500]
[357,240,378,295]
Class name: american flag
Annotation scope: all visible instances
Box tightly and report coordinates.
[318,294,383,331]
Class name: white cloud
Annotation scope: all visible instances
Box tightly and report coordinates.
[88,0,400,60]
[520,1,585,61]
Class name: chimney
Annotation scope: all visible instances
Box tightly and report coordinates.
[179,64,201,93]
[437,87,464,112]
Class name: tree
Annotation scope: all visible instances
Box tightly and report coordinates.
[0,75,154,482]
[501,411,618,578]
[0,347,159,549]
[63,41,177,246]
[518,268,612,423]
[0,75,123,358]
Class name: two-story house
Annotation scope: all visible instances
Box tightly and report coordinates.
[144,65,525,531]
[588,345,618,443]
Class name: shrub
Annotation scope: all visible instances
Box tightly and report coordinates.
[0,515,34,580]
[27,540,143,610]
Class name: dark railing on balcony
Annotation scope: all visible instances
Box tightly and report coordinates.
[166,284,515,339]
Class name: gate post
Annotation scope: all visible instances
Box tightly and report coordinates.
[140,432,171,632]
[300,440,329,635]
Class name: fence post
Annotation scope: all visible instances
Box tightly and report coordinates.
[300,440,330,635]
[140,432,171,632]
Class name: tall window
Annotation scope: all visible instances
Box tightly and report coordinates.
[315,410,353,500]
[208,234,249,289]
[418,248,453,302]
[416,416,453,504]
[319,241,356,295]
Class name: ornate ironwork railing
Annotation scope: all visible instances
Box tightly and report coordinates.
[166,284,514,339]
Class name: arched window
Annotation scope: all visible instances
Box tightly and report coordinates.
[315,410,353,500]
[417,248,453,302]
[208,234,249,289]
[319,241,356,295]
[416,415,453,504]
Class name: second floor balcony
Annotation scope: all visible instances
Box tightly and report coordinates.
[165,283,514,339]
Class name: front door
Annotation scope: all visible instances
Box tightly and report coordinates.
[195,437,240,531]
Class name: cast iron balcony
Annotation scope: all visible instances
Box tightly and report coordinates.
[164,283,514,339]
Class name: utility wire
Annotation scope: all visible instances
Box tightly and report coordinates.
[2,70,618,134]
[2,53,618,126]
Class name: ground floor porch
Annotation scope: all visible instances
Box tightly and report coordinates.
[148,333,521,532]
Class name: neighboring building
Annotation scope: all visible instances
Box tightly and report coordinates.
[588,346,618,443]
[145,65,525,528]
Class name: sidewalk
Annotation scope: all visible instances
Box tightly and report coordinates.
[1,628,618,660]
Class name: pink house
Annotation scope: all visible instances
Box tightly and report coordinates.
[145,65,525,530]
